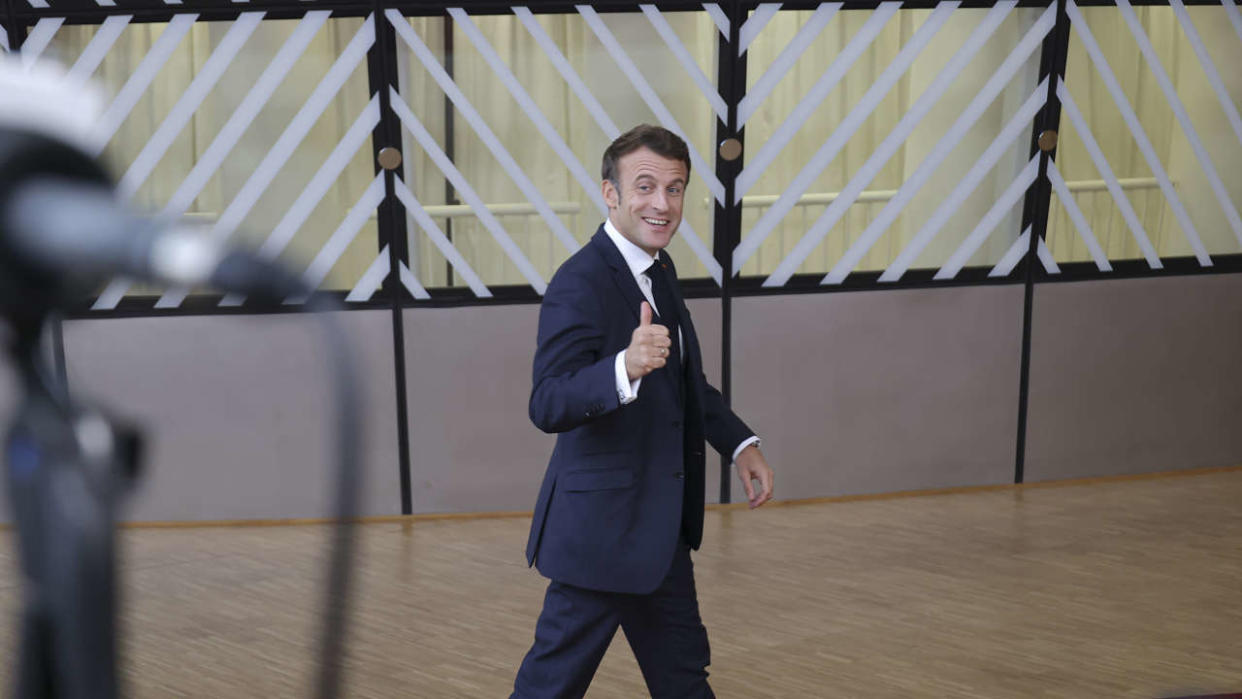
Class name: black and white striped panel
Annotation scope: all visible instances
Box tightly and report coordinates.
[1048,0,1242,270]
[732,3,1055,286]
[22,11,392,309]
[385,6,730,297]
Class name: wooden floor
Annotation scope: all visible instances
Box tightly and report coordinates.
[1,469,1241,698]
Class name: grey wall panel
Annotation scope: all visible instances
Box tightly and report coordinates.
[403,304,550,513]
[61,311,401,521]
[1026,275,1242,481]
[732,287,1023,499]
[403,299,724,513]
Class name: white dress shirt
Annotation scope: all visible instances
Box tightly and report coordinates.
[602,220,760,464]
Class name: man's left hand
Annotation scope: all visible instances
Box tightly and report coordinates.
[735,445,774,509]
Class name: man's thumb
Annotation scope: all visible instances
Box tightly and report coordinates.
[640,301,653,326]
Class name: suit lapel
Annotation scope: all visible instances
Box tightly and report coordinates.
[591,226,648,325]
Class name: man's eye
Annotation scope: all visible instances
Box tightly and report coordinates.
[638,185,652,192]
[668,187,682,195]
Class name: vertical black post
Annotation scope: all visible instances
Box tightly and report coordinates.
[713,1,747,504]
[443,17,457,288]
[368,2,414,515]
[1013,0,1070,485]
[4,0,22,53]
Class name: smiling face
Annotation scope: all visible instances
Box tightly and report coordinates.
[602,146,687,256]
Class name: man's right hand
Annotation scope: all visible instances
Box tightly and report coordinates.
[625,302,671,381]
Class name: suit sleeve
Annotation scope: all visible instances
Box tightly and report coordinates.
[528,272,624,433]
[699,370,755,459]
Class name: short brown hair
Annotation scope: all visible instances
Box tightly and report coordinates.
[601,124,691,189]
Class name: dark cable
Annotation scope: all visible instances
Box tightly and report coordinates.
[304,295,363,699]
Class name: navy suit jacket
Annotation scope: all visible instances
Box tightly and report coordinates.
[525,226,753,595]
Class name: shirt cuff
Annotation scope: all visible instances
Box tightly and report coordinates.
[615,350,641,405]
[732,436,761,465]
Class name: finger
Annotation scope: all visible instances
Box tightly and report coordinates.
[750,469,770,504]
[640,301,653,326]
[739,469,755,505]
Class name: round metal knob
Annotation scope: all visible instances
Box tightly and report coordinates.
[378,147,403,170]
[718,138,743,162]
[1037,130,1058,153]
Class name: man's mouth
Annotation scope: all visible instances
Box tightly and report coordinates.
[642,217,670,227]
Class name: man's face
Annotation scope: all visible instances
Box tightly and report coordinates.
[602,146,687,256]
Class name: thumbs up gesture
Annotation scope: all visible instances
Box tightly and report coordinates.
[625,301,672,381]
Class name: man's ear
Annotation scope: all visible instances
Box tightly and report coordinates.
[601,179,618,209]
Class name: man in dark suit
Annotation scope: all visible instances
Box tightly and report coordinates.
[512,124,775,698]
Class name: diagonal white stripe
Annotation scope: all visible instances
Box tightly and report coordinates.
[1226,0,1242,45]
[1047,161,1111,271]
[677,218,723,285]
[825,4,1053,285]
[92,14,198,154]
[257,97,378,261]
[188,97,375,309]
[988,229,1058,276]
[578,5,726,205]
[389,87,545,293]
[347,247,393,302]
[735,2,902,203]
[737,3,839,127]
[66,15,132,84]
[20,17,65,68]
[392,177,493,298]
[936,157,1039,279]
[765,1,1020,288]
[119,12,265,199]
[100,12,329,310]
[1065,0,1209,265]
[1117,0,1242,249]
[732,2,943,270]
[27,0,49,8]
[207,15,373,246]
[989,226,1032,278]
[294,174,387,299]
[1056,80,1160,268]
[448,8,605,217]
[1171,0,1242,155]
[739,3,781,55]
[160,11,329,220]
[398,262,431,300]
[704,4,729,39]
[513,7,619,139]
[390,9,580,255]
[641,5,727,122]
[156,67,378,310]
[1037,236,1059,274]
[881,80,1048,282]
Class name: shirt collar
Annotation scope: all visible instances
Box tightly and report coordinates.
[603,218,659,279]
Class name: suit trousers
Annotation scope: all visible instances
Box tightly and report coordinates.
[511,538,713,699]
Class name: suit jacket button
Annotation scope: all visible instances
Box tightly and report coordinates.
[674,471,684,480]
[672,419,682,428]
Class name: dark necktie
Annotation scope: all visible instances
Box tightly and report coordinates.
[646,258,683,397]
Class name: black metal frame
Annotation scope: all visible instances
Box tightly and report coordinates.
[4,0,1238,506]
